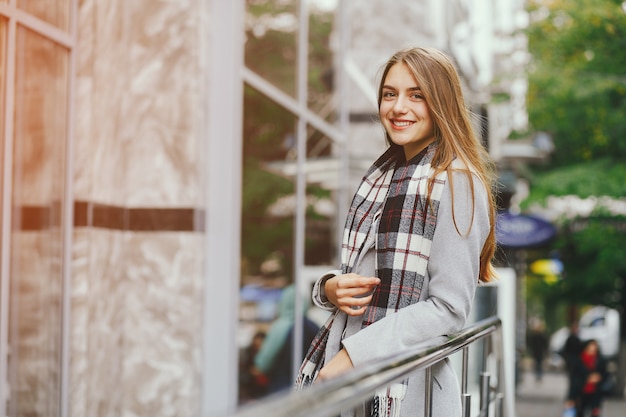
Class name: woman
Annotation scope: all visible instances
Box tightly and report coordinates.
[296,47,497,417]
[569,339,608,417]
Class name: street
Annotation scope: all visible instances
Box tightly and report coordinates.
[516,370,625,417]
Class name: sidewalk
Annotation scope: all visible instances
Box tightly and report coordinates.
[515,370,625,417]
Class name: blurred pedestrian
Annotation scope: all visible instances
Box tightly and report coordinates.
[296,47,498,417]
[562,321,583,369]
[238,330,267,402]
[568,339,608,417]
[562,321,584,415]
[527,319,549,382]
[253,285,319,395]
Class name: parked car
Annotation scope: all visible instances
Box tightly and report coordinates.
[577,306,620,358]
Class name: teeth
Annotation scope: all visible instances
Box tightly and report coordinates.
[393,120,412,127]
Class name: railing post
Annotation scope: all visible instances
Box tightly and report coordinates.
[492,330,505,416]
[461,346,470,417]
[494,393,504,417]
[480,372,491,417]
[483,335,491,374]
[461,346,469,394]
[424,366,433,417]
[462,393,471,417]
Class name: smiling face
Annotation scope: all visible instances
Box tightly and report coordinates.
[379,63,435,160]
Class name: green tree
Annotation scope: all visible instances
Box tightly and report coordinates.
[526,0,626,167]
[524,0,626,394]
[556,216,626,307]
[524,0,626,305]
[521,159,626,208]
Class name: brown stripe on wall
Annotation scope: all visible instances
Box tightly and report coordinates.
[20,205,56,230]
[18,201,205,232]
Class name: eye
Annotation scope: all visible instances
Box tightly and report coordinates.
[382,91,396,99]
[410,92,424,100]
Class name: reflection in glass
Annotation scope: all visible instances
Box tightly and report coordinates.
[245,0,298,97]
[17,0,71,32]
[307,8,335,119]
[239,83,298,403]
[245,0,336,119]
[241,0,337,277]
[303,126,334,267]
[240,1,340,403]
[241,86,296,280]
[9,25,68,417]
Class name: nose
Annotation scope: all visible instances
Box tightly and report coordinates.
[392,95,408,113]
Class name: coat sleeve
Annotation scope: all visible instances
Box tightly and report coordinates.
[342,170,491,366]
[312,270,342,311]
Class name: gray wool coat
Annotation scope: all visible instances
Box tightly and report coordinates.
[312,167,491,417]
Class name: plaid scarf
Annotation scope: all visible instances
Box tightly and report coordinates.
[296,143,447,416]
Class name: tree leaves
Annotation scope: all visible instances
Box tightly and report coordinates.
[522,159,626,208]
[526,0,626,167]
[524,0,626,309]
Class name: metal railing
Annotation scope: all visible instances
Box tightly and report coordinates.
[225,316,506,417]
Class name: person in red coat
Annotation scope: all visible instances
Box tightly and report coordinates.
[572,339,608,417]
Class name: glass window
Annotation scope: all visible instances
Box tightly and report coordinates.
[307,8,335,120]
[241,86,297,282]
[245,0,297,98]
[239,0,340,403]
[8,25,68,417]
[17,0,71,32]
[589,317,605,328]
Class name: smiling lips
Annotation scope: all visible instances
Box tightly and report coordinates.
[391,119,414,128]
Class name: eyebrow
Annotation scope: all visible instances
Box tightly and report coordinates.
[382,85,422,92]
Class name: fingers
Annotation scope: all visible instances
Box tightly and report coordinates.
[339,294,374,316]
[331,274,380,299]
[325,274,380,314]
[324,273,380,316]
[335,286,376,299]
[336,274,381,290]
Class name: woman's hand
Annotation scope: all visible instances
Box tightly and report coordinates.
[324,273,380,316]
[588,372,602,384]
[316,349,354,382]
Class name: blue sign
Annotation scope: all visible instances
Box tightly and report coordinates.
[496,211,557,248]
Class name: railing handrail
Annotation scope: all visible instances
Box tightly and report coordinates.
[224,316,502,417]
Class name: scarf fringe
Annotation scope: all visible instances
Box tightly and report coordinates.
[294,360,320,390]
[372,384,407,417]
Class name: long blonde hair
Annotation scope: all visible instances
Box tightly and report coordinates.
[377,47,498,282]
